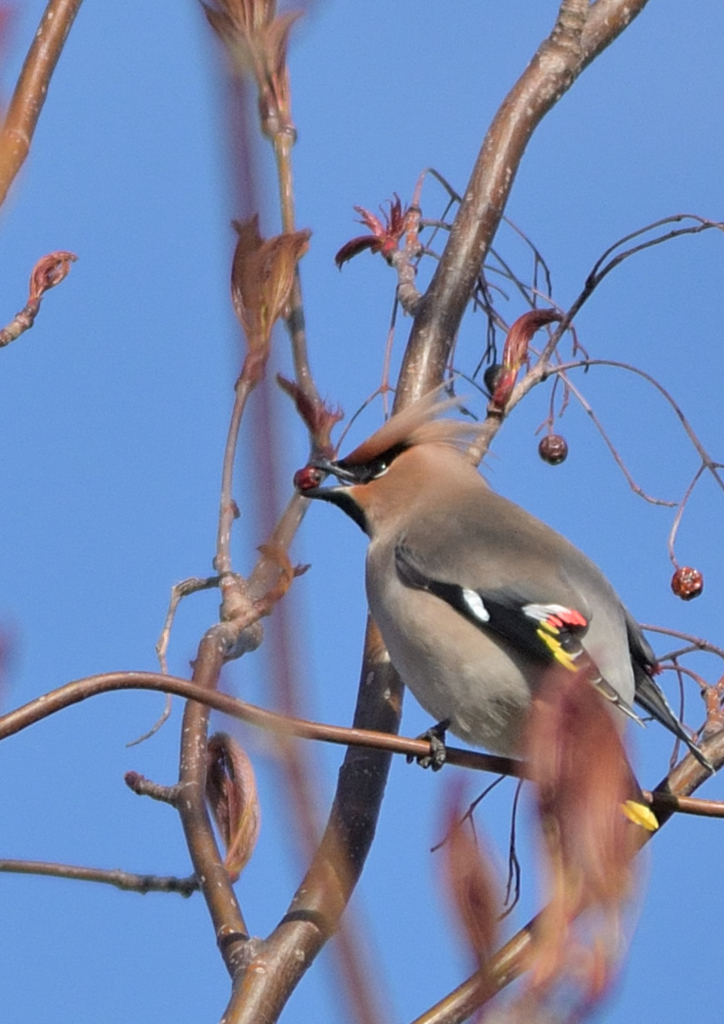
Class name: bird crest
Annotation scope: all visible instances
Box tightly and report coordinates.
[340,386,482,467]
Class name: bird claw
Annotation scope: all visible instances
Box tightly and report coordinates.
[407,719,450,771]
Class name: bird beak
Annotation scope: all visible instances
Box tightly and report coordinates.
[294,456,355,500]
[293,457,370,534]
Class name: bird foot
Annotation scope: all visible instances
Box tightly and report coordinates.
[408,719,450,771]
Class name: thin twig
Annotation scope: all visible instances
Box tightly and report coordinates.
[124,771,180,805]
[667,462,707,567]
[430,776,506,854]
[658,662,708,693]
[273,127,321,411]
[0,859,197,896]
[155,575,221,673]
[641,624,724,664]
[128,574,223,748]
[125,697,173,747]
[643,792,724,819]
[574,215,724,318]
[0,0,85,208]
[502,779,524,918]
[216,376,256,579]
[561,372,676,506]
[550,360,724,494]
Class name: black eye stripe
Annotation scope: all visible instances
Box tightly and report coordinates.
[336,443,408,483]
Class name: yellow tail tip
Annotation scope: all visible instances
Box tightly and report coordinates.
[622,799,659,832]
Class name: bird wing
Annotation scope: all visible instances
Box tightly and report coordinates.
[394,543,643,724]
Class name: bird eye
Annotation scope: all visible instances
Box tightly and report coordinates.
[362,443,409,481]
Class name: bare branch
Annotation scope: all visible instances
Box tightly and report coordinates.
[176,633,250,975]
[642,791,724,819]
[222,618,404,1024]
[124,771,180,805]
[0,859,197,896]
[0,0,85,209]
[561,372,677,506]
[397,0,650,405]
[553,360,724,493]
[641,624,724,664]
[565,214,724,326]
[667,462,707,568]
[0,669,521,776]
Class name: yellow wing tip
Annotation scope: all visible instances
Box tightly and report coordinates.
[537,628,578,672]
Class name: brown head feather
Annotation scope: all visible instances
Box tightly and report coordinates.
[339,387,481,466]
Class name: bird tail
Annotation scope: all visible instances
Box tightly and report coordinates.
[633,670,712,772]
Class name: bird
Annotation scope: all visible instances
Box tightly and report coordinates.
[295,387,710,771]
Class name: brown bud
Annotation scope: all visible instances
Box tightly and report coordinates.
[483,363,503,395]
[294,465,323,491]
[231,216,310,353]
[28,250,77,304]
[539,434,568,465]
[206,733,260,881]
[490,309,562,411]
[671,566,703,601]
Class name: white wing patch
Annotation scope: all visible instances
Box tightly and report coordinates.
[521,602,573,623]
[462,588,490,622]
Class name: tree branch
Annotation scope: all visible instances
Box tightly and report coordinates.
[396,0,649,406]
[216,4,657,1016]
[221,619,403,1024]
[0,669,519,775]
[0,859,197,896]
[176,631,250,976]
[0,0,85,209]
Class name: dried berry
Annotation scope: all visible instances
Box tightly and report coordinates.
[294,465,323,492]
[538,434,568,465]
[671,566,703,601]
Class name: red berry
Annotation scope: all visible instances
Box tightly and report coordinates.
[538,434,568,465]
[294,465,323,491]
[671,566,703,601]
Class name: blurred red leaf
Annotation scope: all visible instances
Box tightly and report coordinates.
[441,782,500,977]
[525,668,643,1003]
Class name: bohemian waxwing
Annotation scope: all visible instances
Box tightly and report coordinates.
[296,389,709,768]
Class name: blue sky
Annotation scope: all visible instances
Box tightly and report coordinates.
[1,2,723,1022]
